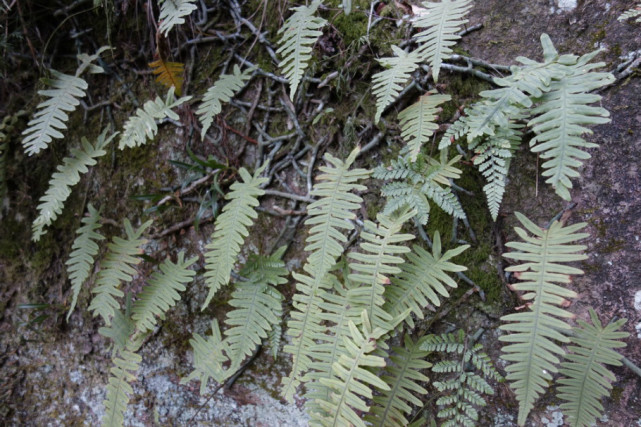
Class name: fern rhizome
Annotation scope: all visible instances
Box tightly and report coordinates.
[5,0,636,425]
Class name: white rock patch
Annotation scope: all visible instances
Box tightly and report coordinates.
[556,0,577,11]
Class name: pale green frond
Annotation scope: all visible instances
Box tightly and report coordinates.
[365,335,431,427]
[181,320,230,394]
[618,4,641,22]
[372,45,422,123]
[158,0,198,36]
[527,46,614,200]
[346,209,414,330]
[277,0,327,98]
[89,219,153,325]
[558,309,629,427]
[384,231,468,327]
[21,70,88,155]
[223,250,287,371]
[499,212,589,426]
[32,128,115,241]
[66,204,104,320]
[197,65,253,140]
[131,252,197,333]
[398,91,451,162]
[310,312,389,427]
[413,0,473,82]
[202,164,267,308]
[98,308,135,353]
[102,340,142,427]
[118,87,192,149]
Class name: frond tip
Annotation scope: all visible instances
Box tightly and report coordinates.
[158,0,198,36]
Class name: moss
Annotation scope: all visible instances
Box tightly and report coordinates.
[332,8,369,47]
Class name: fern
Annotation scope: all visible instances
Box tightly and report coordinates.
[102,340,142,427]
[311,312,390,427]
[131,252,197,333]
[223,248,287,371]
[118,87,191,149]
[422,330,502,427]
[365,335,431,427]
[384,231,468,327]
[346,209,414,330]
[181,320,230,393]
[372,46,422,123]
[66,203,104,321]
[149,58,184,96]
[499,212,589,426]
[197,65,252,140]
[282,147,370,401]
[413,0,473,82]
[89,219,153,325]
[558,309,629,427]
[398,90,451,162]
[618,4,641,22]
[99,308,135,353]
[158,0,198,36]
[32,128,115,241]
[277,0,327,98]
[527,46,614,200]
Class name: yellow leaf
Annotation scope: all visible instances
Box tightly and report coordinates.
[149,59,184,96]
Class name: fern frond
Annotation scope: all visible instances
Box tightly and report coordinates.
[618,4,641,22]
[89,219,152,325]
[282,147,370,401]
[346,209,414,330]
[32,128,114,241]
[277,0,327,98]
[384,231,468,327]
[181,320,230,393]
[365,335,431,427]
[131,252,197,333]
[202,164,267,308]
[311,312,389,427]
[66,203,104,320]
[102,340,142,427]
[197,65,252,140]
[98,308,135,353]
[149,58,184,96]
[527,47,614,201]
[118,87,191,149]
[372,46,422,123]
[21,70,88,155]
[499,212,588,426]
[158,0,198,36]
[558,309,629,427]
[398,91,451,162]
[224,249,287,371]
[413,0,473,82]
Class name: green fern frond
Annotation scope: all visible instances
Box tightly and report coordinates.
[558,309,629,427]
[102,340,142,427]
[413,0,473,82]
[618,4,641,22]
[311,312,390,427]
[118,87,191,149]
[181,320,230,394]
[277,0,327,98]
[21,70,88,155]
[384,231,468,327]
[372,45,422,123]
[499,212,588,426]
[197,65,253,140]
[282,147,370,401]
[66,203,104,320]
[149,58,184,96]
[32,128,115,241]
[398,91,451,162]
[527,46,614,201]
[98,308,135,353]
[89,219,153,325]
[223,249,287,370]
[346,209,414,330]
[202,164,267,308]
[365,335,431,427]
[158,0,198,36]
[131,252,197,333]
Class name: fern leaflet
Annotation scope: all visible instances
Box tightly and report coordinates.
[558,309,629,427]
[149,58,184,96]
[102,340,142,427]
[202,164,267,308]
[66,203,104,320]
[277,0,327,98]
[158,0,198,36]
[413,0,473,82]
[181,320,230,393]
[32,128,114,241]
[197,65,253,140]
[499,212,588,426]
